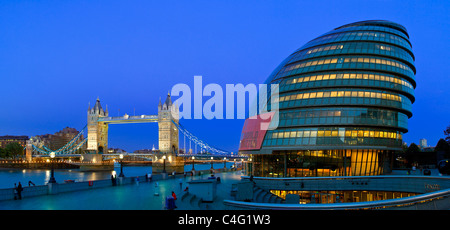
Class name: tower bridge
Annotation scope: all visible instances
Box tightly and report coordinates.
[27,93,241,172]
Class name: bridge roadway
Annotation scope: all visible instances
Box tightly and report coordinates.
[98,114,158,124]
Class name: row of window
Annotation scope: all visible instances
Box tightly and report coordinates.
[262,135,402,147]
[268,128,402,140]
[283,56,413,75]
[305,43,399,55]
[251,149,392,177]
[275,59,415,83]
[278,108,408,129]
[281,72,414,90]
[303,30,411,52]
[277,96,412,114]
[278,90,403,103]
[279,107,405,119]
[290,42,414,66]
[323,25,410,41]
[289,42,414,68]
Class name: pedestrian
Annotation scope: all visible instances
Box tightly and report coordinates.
[172,191,177,200]
[16,182,23,200]
[154,182,160,196]
[148,173,152,182]
[179,178,183,191]
[13,183,18,200]
[250,175,255,184]
[136,176,140,185]
[111,175,116,186]
[165,196,176,210]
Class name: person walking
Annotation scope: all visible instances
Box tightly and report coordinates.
[13,183,18,200]
[16,182,23,200]
[179,178,183,191]
[111,175,117,186]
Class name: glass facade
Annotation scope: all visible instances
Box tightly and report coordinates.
[240,20,416,177]
[270,190,419,204]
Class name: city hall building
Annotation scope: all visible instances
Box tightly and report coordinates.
[239,20,416,178]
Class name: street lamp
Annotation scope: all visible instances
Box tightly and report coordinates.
[223,157,227,169]
[119,154,124,177]
[210,156,214,169]
[48,152,56,184]
[191,156,195,171]
[162,155,167,173]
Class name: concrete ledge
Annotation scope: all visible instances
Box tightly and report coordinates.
[188,179,217,202]
[0,169,239,202]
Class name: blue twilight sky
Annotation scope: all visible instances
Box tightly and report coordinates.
[0,0,449,152]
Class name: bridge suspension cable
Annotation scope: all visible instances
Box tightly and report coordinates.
[31,125,88,156]
[172,120,231,156]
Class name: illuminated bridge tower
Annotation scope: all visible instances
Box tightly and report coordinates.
[158,92,179,153]
[153,93,184,174]
[87,97,109,154]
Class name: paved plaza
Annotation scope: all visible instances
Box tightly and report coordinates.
[0,171,243,210]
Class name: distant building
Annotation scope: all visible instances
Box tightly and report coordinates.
[420,138,428,148]
[107,148,127,154]
[36,127,85,152]
[422,146,435,152]
[0,135,29,148]
[133,148,160,154]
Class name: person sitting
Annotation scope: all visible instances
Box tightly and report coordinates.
[172,191,177,200]
[208,174,216,179]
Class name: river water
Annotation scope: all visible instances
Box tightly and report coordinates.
[0,162,237,189]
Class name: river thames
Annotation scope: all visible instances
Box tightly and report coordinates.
[0,162,236,189]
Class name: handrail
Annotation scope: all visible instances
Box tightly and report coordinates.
[241,175,450,181]
[223,188,450,210]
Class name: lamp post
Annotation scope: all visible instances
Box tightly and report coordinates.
[162,155,166,173]
[234,159,236,170]
[210,157,214,169]
[223,157,227,169]
[191,156,195,171]
[119,154,124,177]
[48,152,56,184]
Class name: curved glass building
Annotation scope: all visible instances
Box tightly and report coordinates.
[239,20,416,177]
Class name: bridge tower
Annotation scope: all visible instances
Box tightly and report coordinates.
[158,92,179,153]
[153,92,183,174]
[87,97,109,154]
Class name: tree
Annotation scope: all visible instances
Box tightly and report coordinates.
[444,125,450,143]
[0,147,5,158]
[404,143,421,167]
[4,142,24,160]
[435,138,450,160]
[406,143,421,154]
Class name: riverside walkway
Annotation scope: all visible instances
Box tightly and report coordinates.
[0,170,243,210]
[0,168,448,210]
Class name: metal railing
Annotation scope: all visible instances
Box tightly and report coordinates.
[98,115,158,122]
[223,188,450,210]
